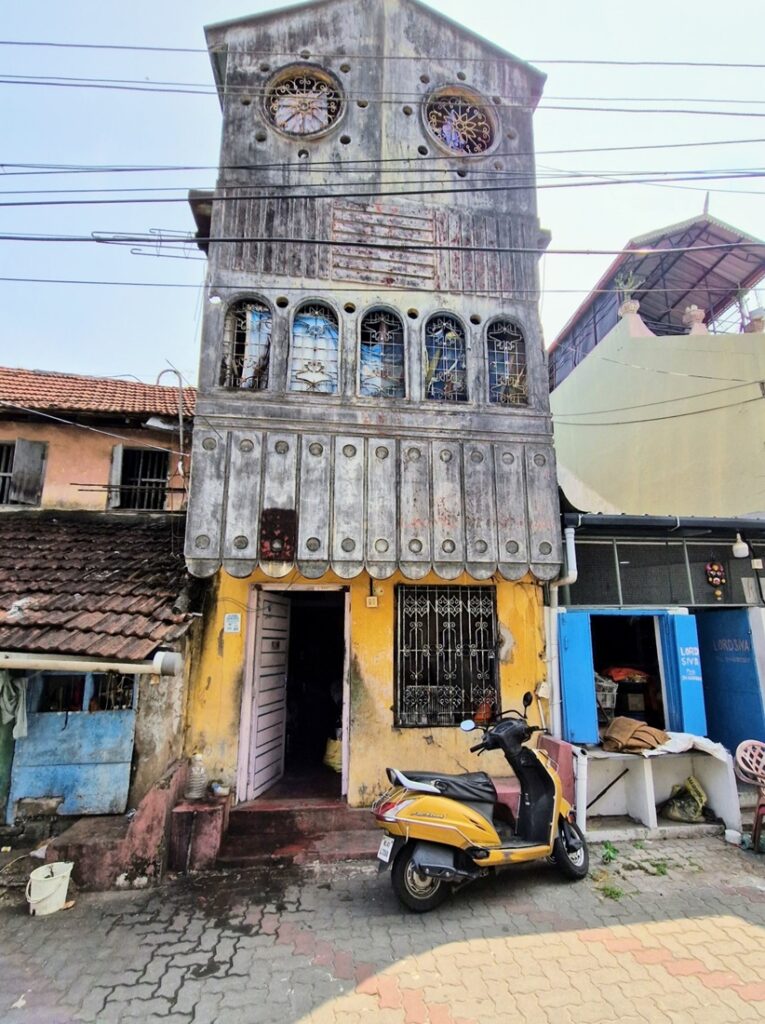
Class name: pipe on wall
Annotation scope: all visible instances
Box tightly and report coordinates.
[546,526,578,739]
[0,650,182,677]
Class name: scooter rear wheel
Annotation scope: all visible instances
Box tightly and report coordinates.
[391,845,449,912]
[552,818,589,880]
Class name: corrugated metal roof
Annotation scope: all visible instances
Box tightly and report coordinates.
[0,512,196,661]
[0,366,196,418]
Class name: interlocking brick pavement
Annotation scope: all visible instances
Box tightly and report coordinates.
[1,836,764,1023]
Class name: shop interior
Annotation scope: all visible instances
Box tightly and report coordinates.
[590,615,667,731]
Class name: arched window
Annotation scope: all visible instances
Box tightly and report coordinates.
[487,319,528,405]
[424,314,468,403]
[359,309,405,398]
[220,299,272,390]
[289,302,340,394]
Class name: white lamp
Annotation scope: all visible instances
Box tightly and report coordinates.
[732,533,749,559]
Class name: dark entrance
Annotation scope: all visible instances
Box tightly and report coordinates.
[590,615,666,729]
[282,591,345,796]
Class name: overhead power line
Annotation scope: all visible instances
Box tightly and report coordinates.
[0,40,763,68]
[3,136,764,177]
[1,168,763,207]
[554,394,764,427]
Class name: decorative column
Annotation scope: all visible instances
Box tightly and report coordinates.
[682,305,708,335]
[617,298,654,337]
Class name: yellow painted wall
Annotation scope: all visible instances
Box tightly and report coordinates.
[185,567,547,807]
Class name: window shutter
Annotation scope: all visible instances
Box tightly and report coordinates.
[8,439,47,506]
[659,614,708,735]
[558,611,599,744]
[108,444,124,508]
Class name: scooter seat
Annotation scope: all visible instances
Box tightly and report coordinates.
[401,770,497,804]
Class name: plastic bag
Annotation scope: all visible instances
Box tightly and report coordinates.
[323,738,342,773]
[659,776,708,823]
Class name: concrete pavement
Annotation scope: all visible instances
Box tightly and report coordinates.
[1,836,765,1023]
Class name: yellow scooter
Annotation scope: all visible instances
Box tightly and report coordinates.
[373,692,588,911]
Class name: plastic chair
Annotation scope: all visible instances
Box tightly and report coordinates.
[734,741,765,853]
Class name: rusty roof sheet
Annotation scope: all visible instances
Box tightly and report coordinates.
[0,366,196,418]
[0,512,196,661]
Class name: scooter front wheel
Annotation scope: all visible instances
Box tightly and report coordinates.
[552,818,589,880]
[391,845,449,912]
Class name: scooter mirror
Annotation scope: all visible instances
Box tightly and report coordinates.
[522,691,533,708]
[459,719,476,732]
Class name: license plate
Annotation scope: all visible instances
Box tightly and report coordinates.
[377,836,395,863]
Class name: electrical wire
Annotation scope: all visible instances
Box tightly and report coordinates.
[1,168,764,207]
[554,394,764,426]
[553,380,761,416]
[0,402,186,456]
[3,233,763,256]
[4,136,765,177]
[0,40,763,67]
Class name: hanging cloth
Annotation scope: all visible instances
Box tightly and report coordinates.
[0,670,29,739]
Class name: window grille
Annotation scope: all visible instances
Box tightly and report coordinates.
[220,300,271,390]
[0,443,14,504]
[289,302,340,394]
[487,319,528,405]
[425,93,494,154]
[617,542,691,605]
[120,449,169,510]
[359,309,405,397]
[395,585,498,727]
[424,314,468,403]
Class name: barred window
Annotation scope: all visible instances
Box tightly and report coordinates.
[395,585,498,727]
[424,314,468,403]
[220,300,271,390]
[487,319,528,405]
[116,448,169,510]
[290,302,340,394]
[359,309,405,398]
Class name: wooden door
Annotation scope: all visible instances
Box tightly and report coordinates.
[247,592,290,799]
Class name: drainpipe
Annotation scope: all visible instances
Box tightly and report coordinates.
[0,650,182,676]
[546,526,578,738]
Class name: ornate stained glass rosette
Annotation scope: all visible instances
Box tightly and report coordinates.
[265,66,343,137]
[425,89,495,155]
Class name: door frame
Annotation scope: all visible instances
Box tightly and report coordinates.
[236,584,351,803]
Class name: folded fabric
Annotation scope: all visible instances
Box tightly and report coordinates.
[602,716,669,753]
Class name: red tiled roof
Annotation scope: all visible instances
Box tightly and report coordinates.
[0,366,196,418]
[0,512,200,661]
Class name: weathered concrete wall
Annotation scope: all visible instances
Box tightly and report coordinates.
[0,420,187,511]
[551,323,765,516]
[185,566,547,806]
[0,721,13,819]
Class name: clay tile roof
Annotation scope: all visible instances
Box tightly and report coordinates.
[0,366,196,418]
[0,511,202,662]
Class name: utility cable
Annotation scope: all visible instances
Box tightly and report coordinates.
[554,394,764,427]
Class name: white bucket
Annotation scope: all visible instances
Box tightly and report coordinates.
[25,862,74,916]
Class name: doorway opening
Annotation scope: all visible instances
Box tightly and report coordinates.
[242,588,347,803]
[283,591,345,796]
[590,615,666,730]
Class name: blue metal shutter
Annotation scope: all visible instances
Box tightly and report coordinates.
[659,614,707,735]
[696,609,765,750]
[558,612,599,744]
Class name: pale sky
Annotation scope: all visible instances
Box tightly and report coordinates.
[2,0,764,385]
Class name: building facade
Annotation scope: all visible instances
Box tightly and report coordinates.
[184,0,563,807]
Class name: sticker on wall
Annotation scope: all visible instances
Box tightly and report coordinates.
[224,613,242,634]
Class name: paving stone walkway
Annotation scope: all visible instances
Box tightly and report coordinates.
[1,836,765,1023]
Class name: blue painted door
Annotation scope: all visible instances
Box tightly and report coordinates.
[658,615,707,735]
[558,612,599,744]
[696,610,765,751]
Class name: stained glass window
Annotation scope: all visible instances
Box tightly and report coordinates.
[220,300,271,390]
[424,314,468,402]
[487,319,528,405]
[359,309,405,398]
[426,92,494,155]
[266,69,342,137]
[290,303,340,394]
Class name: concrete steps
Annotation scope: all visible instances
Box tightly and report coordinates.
[217,797,380,867]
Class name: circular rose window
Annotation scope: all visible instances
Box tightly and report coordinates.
[265,65,343,137]
[425,88,496,155]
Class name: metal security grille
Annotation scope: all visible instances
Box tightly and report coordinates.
[0,443,14,504]
[120,449,169,510]
[487,319,528,405]
[395,585,498,727]
[220,300,271,390]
